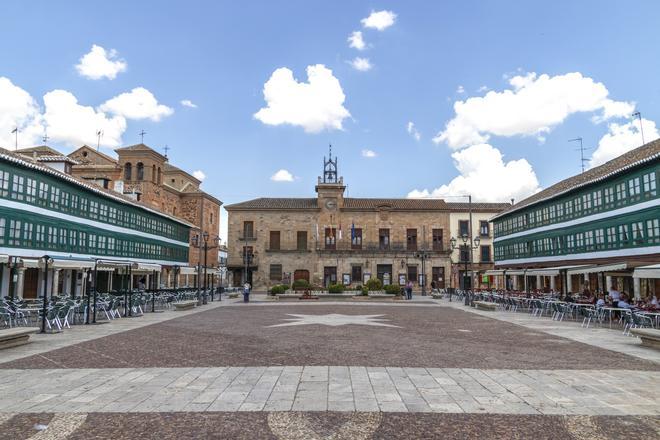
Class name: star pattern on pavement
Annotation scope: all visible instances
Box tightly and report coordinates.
[267,313,400,328]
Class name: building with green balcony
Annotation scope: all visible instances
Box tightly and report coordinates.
[0,148,192,299]
[491,140,659,299]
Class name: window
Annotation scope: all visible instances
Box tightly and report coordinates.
[432,228,443,251]
[604,187,614,205]
[592,190,602,209]
[459,220,469,237]
[606,227,617,248]
[565,200,573,216]
[379,228,390,250]
[99,204,108,220]
[269,231,280,250]
[61,191,69,210]
[631,221,644,244]
[69,230,77,249]
[38,182,49,204]
[628,177,641,198]
[35,224,45,244]
[324,228,336,250]
[615,182,627,205]
[243,221,254,238]
[573,197,582,215]
[618,224,629,245]
[0,170,9,197]
[296,231,307,250]
[8,220,21,246]
[459,244,470,262]
[575,232,584,249]
[407,265,418,283]
[480,245,491,262]
[11,175,24,200]
[479,221,489,237]
[595,229,604,248]
[136,162,144,180]
[567,235,575,250]
[269,264,282,281]
[49,187,60,208]
[25,178,36,202]
[432,267,445,288]
[351,228,362,250]
[643,172,657,196]
[70,194,78,211]
[585,231,594,250]
[582,193,592,211]
[22,222,33,246]
[406,228,417,251]
[48,226,58,245]
[59,228,67,247]
[89,201,99,219]
[556,203,564,219]
[549,205,556,221]
[98,236,107,253]
[88,233,97,249]
[124,163,132,180]
[351,265,362,284]
[647,219,660,244]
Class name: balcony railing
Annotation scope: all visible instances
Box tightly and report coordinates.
[238,233,257,241]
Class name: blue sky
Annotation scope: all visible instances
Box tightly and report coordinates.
[1,1,659,240]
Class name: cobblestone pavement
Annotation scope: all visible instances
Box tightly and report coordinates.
[1,300,659,439]
[1,366,659,415]
[2,304,658,370]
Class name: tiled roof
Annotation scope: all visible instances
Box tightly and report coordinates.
[343,198,448,210]
[226,197,510,211]
[492,139,660,220]
[114,143,167,160]
[225,198,319,210]
[0,148,193,227]
[445,202,512,212]
[36,155,79,164]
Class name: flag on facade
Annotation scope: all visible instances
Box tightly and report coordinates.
[338,221,342,240]
[351,221,355,241]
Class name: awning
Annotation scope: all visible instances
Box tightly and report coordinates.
[633,264,660,279]
[525,265,588,276]
[483,270,505,276]
[96,260,134,271]
[133,263,162,272]
[0,254,8,264]
[22,258,96,269]
[505,270,526,276]
[567,263,630,276]
[178,266,197,275]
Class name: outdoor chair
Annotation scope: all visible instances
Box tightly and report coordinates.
[624,312,654,336]
[580,307,600,328]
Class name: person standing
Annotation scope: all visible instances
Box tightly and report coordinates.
[243,282,251,303]
[608,287,621,308]
[406,280,413,300]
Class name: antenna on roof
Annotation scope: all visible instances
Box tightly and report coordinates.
[11,126,18,149]
[569,137,590,173]
[632,111,645,146]
[42,128,49,145]
[139,130,147,144]
[96,130,103,151]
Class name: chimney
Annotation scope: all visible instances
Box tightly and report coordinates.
[510,198,515,205]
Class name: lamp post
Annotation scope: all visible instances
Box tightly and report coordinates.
[192,232,221,304]
[39,255,53,334]
[414,250,431,296]
[450,234,480,305]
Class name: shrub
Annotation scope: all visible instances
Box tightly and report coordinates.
[270,285,287,295]
[361,287,369,296]
[384,284,401,295]
[365,278,383,291]
[292,279,311,290]
[354,284,363,291]
[328,284,344,293]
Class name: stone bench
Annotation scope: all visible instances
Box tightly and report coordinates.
[367,293,400,301]
[474,301,497,311]
[173,301,197,311]
[0,327,39,349]
[630,328,660,350]
[317,294,354,301]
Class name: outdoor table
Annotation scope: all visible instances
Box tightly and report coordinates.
[638,311,660,328]
[600,307,629,328]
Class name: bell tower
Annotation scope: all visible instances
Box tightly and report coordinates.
[316,145,346,211]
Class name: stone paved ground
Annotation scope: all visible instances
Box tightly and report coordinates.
[1,299,659,439]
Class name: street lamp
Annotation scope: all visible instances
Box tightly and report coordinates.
[191,232,221,304]
[450,234,480,305]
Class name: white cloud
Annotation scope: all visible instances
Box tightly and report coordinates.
[75,44,127,80]
[254,64,351,133]
[180,99,197,108]
[477,85,489,92]
[435,72,635,149]
[590,118,659,168]
[348,31,366,50]
[408,143,540,203]
[349,57,372,72]
[271,169,294,182]
[192,170,206,181]
[361,149,377,158]
[361,10,397,31]
[43,89,126,148]
[0,77,44,149]
[406,121,421,141]
[99,87,173,122]
[456,85,465,94]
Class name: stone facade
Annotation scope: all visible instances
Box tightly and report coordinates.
[67,144,222,270]
[226,155,508,291]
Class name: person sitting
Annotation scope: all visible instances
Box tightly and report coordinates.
[617,294,633,309]
[649,294,659,307]
[595,294,605,308]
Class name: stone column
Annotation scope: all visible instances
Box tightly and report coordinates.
[52,269,60,296]
[16,268,25,299]
[633,277,641,300]
[606,276,612,292]
[567,274,573,293]
[1,266,10,297]
[550,275,556,291]
[536,275,541,290]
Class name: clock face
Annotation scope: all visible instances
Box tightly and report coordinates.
[325,198,337,210]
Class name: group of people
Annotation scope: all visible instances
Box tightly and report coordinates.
[585,288,658,310]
